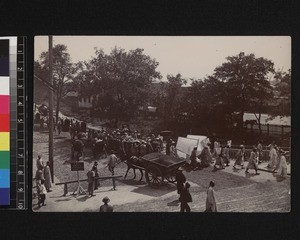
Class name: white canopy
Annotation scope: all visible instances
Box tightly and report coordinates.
[176,137,198,163]
[186,135,210,155]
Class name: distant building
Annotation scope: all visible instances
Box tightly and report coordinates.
[243,112,291,137]
[78,96,93,109]
[243,112,290,126]
[63,91,79,111]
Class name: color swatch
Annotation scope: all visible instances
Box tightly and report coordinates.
[0,39,10,205]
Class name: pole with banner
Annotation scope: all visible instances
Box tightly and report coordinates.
[71,161,86,197]
[48,36,54,183]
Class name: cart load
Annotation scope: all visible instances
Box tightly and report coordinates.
[141,152,186,187]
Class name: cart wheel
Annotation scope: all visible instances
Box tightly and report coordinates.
[145,166,163,187]
[166,174,176,183]
[166,168,179,183]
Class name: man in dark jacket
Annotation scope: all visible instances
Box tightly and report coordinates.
[87,167,96,197]
[93,162,100,190]
[99,196,113,212]
[175,167,186,194]
[166,138,172,155]
[190,147,198,170]
[179,182,192,212]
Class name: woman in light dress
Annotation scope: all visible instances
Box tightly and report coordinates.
[205,181,217,212]
[245,148,260,175]
[43,161,52,192]
[233,145,245,169]
[267,144,278,168]
[276,150,288,179]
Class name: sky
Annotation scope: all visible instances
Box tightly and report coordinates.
[35,36,291,85]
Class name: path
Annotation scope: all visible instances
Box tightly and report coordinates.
[32,130,290,212]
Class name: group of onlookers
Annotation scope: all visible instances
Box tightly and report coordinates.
[175,167,217,212]
[187,139,288,179]
[35,155,52,207]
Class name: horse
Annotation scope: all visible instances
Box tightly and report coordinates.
[72,139,85,161]
[124,156,145,181]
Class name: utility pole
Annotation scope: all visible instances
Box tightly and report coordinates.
[49,36,54,183]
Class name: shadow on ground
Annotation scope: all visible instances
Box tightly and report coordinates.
[131,183,176,197]
[167,199,180,206]
[54,136,67,140]
[117,178,147,186]
[55,197,73,202]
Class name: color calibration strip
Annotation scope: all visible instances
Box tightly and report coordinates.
[0,36,27,209]
[0,39,10,206]
[15,36,27,209]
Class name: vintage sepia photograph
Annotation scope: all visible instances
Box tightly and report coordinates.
[32,36,291,212]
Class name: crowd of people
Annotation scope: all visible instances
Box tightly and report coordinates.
[70,123,170,162]
[175,167,217,212]
[40,113,289,181]
[175,140,289,212]
[35,111,289,212]
[188,139,288,179]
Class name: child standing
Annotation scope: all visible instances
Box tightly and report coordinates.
[38,179,47,207]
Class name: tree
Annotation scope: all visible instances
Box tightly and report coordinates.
[34,60,50,103]
[271,69,291,117]
[75,47,161,127]
[247,79,273,134]
[214,52,275,131]
[187,76,232,136]
[37,44,76,123]
[161,74,187,125]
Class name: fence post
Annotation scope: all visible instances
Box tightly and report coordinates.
[267,124,269,137]
[112,177,116,190]
[63,184,68,196]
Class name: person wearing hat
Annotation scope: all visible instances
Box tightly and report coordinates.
[166,138,173,156]
[87,166,96,197]
[36,155,44,171]
[133,130,138,139]
[175,167,186,195]
[257,140,263,163]
[267,144,278,169]
[93,162,100,190]
[233,145,245,169]
[152,137,161,153]
[276,149,288,179]
[222,145,230,167]
[245,147,260,175]
[189,147,199,170]
[214,146,225,170]
[213,138,221,159]
[146,139,154,153]
[205,181,217,212]
[99,196,113,212]
[179,182,192,212]
[72,137,84,161]
[139,140,147,156]
[108,152,119,178]
[198,147,211,168]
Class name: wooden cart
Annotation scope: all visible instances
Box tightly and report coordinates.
[141,152,186,187]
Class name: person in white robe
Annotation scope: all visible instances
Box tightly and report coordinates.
[36,155,44,171]
[233,145,245,169]
[257,141,263,163]
[267,144,277,168]
[245,148,260,175]
[276,150,288,179]
[205,181,217,212]
[43,161,52,192]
